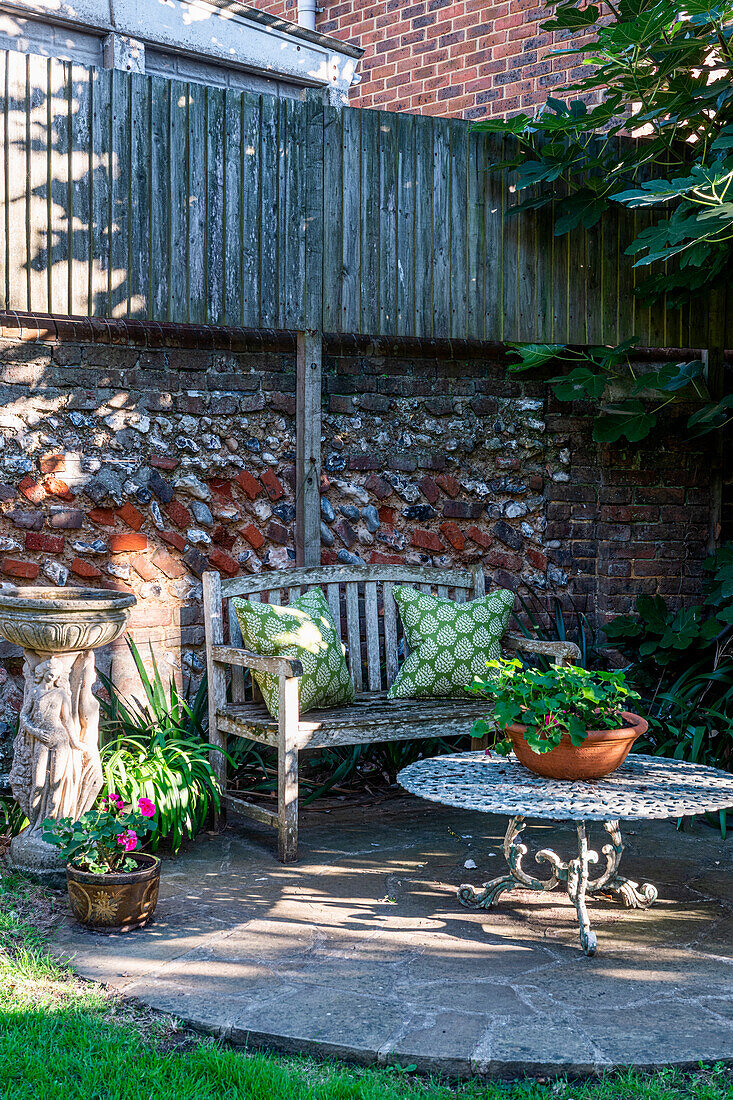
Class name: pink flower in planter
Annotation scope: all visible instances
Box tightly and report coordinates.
[107,793,123,811]
[117,830,137,852]
[137,798,156,818]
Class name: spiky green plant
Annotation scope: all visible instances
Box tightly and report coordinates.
[99,640,223,853]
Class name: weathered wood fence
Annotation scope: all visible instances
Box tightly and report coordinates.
[0,46,725,347]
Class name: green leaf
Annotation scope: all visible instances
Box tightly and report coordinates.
[507,343,567,371]
[593,402,657,443]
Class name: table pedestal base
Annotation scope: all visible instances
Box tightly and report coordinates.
[457,816,658,956]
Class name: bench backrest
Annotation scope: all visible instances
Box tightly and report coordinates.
[212,563,485,696]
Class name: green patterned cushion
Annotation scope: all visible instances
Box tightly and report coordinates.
[233,587,355,720]
[388,585,515,700]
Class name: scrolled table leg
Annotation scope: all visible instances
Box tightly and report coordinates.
[588,821,658,909]
[567,821,597,957]
[458,815,562,910]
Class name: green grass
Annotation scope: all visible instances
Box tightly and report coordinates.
[1,868,733,1100]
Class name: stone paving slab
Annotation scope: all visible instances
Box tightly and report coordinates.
[48,798,733,1078]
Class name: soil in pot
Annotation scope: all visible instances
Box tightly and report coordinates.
[507,711,648,781]
[66,852,160,932]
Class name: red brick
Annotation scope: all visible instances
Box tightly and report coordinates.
[378,506,396,526]
[370,551,403,564]
[159,530,187,552]
[466,525,492,549]
[88,508,117,526]
[260,469,284,501]
[486,549,522,571]
[2,558,40,579]
[109,532,148,553]
[418,476,439,504]
[411,529,444,552]
[39,453,66,475]
[43,476,74,501]
[365,473,392,500]
[321,548,338,565]
[526,547,549,571]
[130,553,158,582]
[241,524,265,550]
[435,474,461,498]
[71,557,103,580]
[117,501,145,531]
[440,521,465,551]
[165,500,193,528]
[208,477,233,500]
[151,548,186,579]
[18,476,45,505]
[235,470,262,500]
[209,547,239,577]
[25,532,64,554]
[150,455,179,470]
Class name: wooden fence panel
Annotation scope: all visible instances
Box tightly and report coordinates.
[0,48,726,347]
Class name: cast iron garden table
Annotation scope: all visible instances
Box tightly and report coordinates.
[398,752,733,956]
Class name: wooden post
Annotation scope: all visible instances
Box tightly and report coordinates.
[296,329,322,566]
[277,672,300,862]
[202,570,228,825]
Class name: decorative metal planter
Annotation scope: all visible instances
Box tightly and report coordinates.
[507,711,648,780]
[66,853,161,932]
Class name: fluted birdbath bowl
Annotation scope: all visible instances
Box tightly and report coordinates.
[0,587,136,885]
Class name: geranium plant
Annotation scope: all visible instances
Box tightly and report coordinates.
[42,793,157,874]
[470,659,640,755]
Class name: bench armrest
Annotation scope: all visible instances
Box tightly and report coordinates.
[211,644,303,678]
[503,632,581,666]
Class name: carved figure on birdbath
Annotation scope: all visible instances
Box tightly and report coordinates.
[0,587,135,885]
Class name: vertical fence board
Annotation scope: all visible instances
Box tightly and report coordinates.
[449,121,467,339]
[129,72,149,320]
[69,63,91,317]
[0,52,7,310]
[241,92,261,328]
[360,108,380,335]
[169,79,188,321]
[109,68,130,320]
[28,54,48,314]
[7,50,28,312]
[149,76,170,322]
[259,93,278,328]
[341,105,361,333]
[206,84,224,326]
[90,65,110,318]
[222,88,242,327]
[432,117,450,337]
[284,97,306,330]
[304,94,323,331]
[396,112,415,337]
[187,82,206,324]
[48,57,71,316]
[379,110,398,335]
[413,113,433,338]
[322,103,342,333]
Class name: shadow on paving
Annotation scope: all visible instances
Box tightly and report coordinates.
[48,797,733,1079]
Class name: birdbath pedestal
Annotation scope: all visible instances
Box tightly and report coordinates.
[0,587,136,886]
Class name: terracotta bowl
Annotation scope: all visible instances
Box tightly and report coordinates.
[507,711,648,781]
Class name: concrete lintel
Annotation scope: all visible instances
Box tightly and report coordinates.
[102,31,144,73]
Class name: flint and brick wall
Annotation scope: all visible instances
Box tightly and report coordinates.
[256,0,589,119]
[0,314,714,716]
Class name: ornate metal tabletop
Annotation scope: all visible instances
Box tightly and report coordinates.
[398,752,733,956]
[398,751,733,821]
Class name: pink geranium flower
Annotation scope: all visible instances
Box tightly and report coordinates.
[107,793,123,811]
[138,798,156,818]
[117,830,137,852]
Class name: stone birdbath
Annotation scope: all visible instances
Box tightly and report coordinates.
[0,586,136,885]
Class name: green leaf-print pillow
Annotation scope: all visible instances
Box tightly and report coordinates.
[388,585,515,700]
[234,587,355,720]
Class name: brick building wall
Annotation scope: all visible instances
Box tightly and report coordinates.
[0,314,713,717]
[259,0,584,118]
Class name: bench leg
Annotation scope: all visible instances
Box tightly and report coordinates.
[277,673,300,863]
[277,741,299,862]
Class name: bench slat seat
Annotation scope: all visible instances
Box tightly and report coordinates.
[203,563,580,863]
[217,692,492,750]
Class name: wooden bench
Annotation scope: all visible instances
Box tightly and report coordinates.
[203,563,580,862]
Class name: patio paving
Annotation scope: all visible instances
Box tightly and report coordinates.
[49,796,733,1078]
